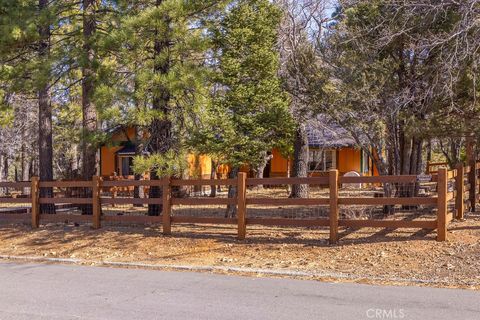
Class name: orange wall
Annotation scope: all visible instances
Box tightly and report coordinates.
[214,164,247,178]
[337,148,361,174]
[188,154,212,178]
[102,127,379,178]
[102,127,214,178]
[101,146,122,176]
[101,127,137,176]
[222,149,290,178]
[102,149,212,178]
[268,147,365,176]
[102,126,213,178]
[201,147,376,177]
[270,148,289,176]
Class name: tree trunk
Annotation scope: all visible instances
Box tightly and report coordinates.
[20,143,25,180]
[2,156,8,196]
[210,159,217,197]
[399,125,411,175]
[38,0,55,214]
[3,156,8,180]
[449,139,461,166]
[22,159,30,195]
[80,0,99,215]
[426,140,432,164]
[389,115,401,175]
[290,124,308,198]
[133,127,144,207]
[369,150,394,215]
[255,152,268,179]
[148,171,163,216]
[409,137,421,175]
[225,167,239,218]
[81,0,99,181]
[254,151,270,189]
[148,0,172,216]
[387,147,394,175]
[414,138,423,175]
[466,135,476,212]
[0,154,4,195]
[407,137,423,205]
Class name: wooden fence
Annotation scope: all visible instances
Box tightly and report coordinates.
[426,161,449,174]
[0,166,472,243]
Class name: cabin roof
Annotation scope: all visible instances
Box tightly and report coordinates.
[306,117,356,148]
[103,118,357,149]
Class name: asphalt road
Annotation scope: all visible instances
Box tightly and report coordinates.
[0,261,479,320]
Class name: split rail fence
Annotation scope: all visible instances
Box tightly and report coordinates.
[0,165,475,243]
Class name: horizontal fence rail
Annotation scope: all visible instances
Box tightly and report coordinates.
[0,166,471,243]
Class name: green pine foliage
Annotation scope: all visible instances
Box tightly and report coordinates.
[99,0,225,176]
[191,0,294,169]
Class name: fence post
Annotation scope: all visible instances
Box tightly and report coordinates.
[477,161,480,210]
[329,169,339,244]
[437,168,447,241]
[468,160,476,212]
[162,177,172,235]
[92,176,101,229]
[455,163,464,220]
[31,176,40,228]
[237,172,247,240]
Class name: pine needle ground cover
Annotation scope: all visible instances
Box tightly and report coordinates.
[1,214,479,290]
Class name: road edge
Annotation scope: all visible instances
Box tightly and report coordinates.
[2,254,478,290]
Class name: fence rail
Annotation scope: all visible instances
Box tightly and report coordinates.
[0,166,469,243]
[426,161,449,174]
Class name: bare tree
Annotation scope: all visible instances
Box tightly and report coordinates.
[311,0,480,178]
[277,0,333,197]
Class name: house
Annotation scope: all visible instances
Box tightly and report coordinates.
[100,119,377,179]
[99,126,212,179]
[265,119,378,178]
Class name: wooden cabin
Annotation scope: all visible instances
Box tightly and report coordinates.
[100,119,377,180]
[99,126,212,179]
[264,119,378,178]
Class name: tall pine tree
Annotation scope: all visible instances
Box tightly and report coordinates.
[104,0,225,215]
[192,0,293,216]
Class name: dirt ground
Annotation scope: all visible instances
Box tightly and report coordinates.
[0,211,479,290]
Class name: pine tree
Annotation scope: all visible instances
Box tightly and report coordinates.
[191,0,293,216]
[103,0,225,215]
[0,0,67,212]
[81,0,99,181]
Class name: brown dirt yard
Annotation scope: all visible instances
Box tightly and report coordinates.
[1,213,479,290]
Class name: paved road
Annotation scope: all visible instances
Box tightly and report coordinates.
[0,262,479,320]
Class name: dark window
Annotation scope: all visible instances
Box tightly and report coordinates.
[120,157,134,176]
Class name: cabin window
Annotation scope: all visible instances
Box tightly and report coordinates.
[119,156,134,176]
[308,149,336,172]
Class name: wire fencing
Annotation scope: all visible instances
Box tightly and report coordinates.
[0,182,31,223]
[0,167,465,243]
[246,180,329,220]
